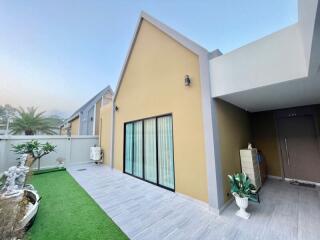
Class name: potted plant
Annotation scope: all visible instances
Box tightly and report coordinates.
[228,173,257,219]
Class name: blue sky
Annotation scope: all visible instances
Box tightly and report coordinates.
[0,0,297,117]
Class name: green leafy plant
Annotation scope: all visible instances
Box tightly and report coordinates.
[11,140,56,170]
[228,173,257,201]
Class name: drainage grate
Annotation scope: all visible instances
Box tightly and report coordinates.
[77,168,87,172]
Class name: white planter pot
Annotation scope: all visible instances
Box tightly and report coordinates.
[233,193,250,219]
[19,189,40,229]
[57,163,64,169]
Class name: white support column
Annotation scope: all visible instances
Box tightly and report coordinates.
[199,52,225,214]
[65,137,72,166]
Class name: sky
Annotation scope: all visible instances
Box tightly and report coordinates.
[0,0,297,118]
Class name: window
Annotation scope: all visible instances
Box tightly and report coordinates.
[124,115,175,190]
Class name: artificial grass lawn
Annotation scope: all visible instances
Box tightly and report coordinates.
[27,170,128,240]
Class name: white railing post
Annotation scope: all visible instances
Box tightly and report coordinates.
[65,136,72,166]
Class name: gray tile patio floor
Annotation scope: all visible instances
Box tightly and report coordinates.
[68,163,320,240]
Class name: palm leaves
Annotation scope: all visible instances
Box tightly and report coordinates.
[10,107,61,135]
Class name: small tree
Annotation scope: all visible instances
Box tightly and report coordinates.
[11,140,56,171]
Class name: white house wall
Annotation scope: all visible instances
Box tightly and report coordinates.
[210,0,319,100]
[0,135,98,175]
[210,24,308,97]
[298,0,319,70]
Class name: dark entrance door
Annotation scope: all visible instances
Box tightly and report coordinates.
[278,115,320,183]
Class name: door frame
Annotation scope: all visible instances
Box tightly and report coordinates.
[123,113,175,192]
[275,105,320,181]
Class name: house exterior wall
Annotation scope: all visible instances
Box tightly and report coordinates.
[102,92,113,106]
[95,99,102,135]
[251,111,282,177]
[298,0,319,71]
[70,117,80,135]
[251,104,320,178]
[214,99,251,202]
[84,106,95,135]
[68,87,113,136]
[113,19,209,203]
[60,126,68,135]
[210,24,308,98]
[100,103,113,166]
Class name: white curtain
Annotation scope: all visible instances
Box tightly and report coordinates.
[124,123,133,174]
[157,116,174,189]
[144,118,157,183]
[133,121,143,178]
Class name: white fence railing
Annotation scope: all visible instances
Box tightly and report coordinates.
[0,135,98,174]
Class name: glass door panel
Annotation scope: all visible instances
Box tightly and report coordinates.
[124,123,133,174]
[124,115,174,190]
[133,121,143,178]
[157,116,174,190]
[144,118,157,183]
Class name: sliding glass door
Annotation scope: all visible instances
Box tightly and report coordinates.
[124,115,175,190]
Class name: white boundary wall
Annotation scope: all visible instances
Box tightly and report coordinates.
[0,135,98,174]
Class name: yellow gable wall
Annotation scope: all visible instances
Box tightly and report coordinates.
[70,117,80,135]
[114,19,208,202]
[214,99,251,202]
[100,103,113,166]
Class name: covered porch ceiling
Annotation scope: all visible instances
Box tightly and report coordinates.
[219,71,320,112]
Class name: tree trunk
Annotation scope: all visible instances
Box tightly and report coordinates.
[25,129,34,135]
[26,154,35,168]
[37,158,40,171]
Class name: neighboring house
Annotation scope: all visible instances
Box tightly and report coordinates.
[61,86,113,136]
[100,0,320,214]
[99,99,113,165]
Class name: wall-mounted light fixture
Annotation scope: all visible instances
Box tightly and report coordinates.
[184,75,191,86]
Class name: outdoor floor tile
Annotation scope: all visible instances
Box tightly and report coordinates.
[68,164,320,240]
